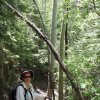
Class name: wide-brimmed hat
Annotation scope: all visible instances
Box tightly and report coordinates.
[21,70,33,79]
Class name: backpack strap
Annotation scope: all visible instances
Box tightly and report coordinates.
[18,84,33,100]
[18,84,27,100]
[29,90,33,100]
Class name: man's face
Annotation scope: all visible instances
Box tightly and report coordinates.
[22,73,31,84]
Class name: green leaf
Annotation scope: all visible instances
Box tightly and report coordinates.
[80,83,86,89]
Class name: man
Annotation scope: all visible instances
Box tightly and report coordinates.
[16,70,50,100]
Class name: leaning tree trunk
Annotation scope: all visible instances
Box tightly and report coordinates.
[2,1,85,100]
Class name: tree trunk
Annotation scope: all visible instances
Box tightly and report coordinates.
[58,1,67,100]
[92,0,100,16]
[59,20,65,100]
[42,0,46,21]
[0,43,6,100]
[32,0,46,33]
[48,0,58,99]
[65,10,68,57]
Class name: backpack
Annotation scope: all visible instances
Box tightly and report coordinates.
[11,84,32,100]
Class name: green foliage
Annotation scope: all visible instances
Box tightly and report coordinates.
[0,0,48,88]
[0,0,99,99]
[64,0,100,99]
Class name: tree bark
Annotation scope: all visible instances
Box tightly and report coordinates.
[49,0,58,100]
[59,20,65,100]
[2,1,85,100]
[59,1,67,100]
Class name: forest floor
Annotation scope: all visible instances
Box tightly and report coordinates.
[34,79,59,100]
[36,88,59,100]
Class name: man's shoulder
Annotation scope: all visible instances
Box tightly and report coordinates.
[16,84,26,91]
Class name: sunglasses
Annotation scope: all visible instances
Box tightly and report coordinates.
[23,76,31,78]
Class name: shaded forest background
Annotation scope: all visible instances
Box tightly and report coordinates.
[0,0,100,100]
